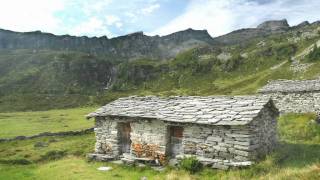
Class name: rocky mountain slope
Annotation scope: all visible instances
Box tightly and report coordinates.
[0,19,302,60]
[1,19,320,111]
[0,28,213,60]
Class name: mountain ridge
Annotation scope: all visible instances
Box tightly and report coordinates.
[0,19,310,60]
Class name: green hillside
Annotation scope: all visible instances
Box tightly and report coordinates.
[1,23,320,112]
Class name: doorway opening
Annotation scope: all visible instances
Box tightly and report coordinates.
[167,126,183,158]
[118,122,132,154]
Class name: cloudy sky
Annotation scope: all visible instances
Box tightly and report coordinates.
[0,0,319,38]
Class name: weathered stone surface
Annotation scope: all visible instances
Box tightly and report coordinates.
[259,79,320,93]
[87,96,276,126]
[87,153,116,161]
[89,95,279,170]
[257,19,289,31]
[259,79,320,114]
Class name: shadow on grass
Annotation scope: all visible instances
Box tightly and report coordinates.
[273,142,320,168]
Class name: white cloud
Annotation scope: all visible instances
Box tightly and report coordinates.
[124,12,138,23]
[152,0,320,37]
[0,0,117,37]
[91,0,113,12]
[115,22,123,28]
[0,0,65,33]
[141,3,160,15]
[70,17,113,37]
[105,15,121,26]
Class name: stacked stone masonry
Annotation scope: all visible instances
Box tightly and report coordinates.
[87,96,279,169]
[259,79,320,113]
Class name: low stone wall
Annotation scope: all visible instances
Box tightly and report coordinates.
[262,92,320,113]
[0,128,94,143]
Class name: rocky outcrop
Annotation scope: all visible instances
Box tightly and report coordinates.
[214,19,290,45]
[293,21,310,28]
[257,19,289,31]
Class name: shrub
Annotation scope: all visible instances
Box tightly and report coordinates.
[307,45,320,61]
[40,150,67,161]
[179,156,203,174]
[0,158,32,165]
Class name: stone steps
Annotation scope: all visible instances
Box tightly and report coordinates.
[121,153,156,165]
[87,153,116,161]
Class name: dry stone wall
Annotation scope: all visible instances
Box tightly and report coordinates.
[89,94,279,169]
[259,80,320,114]
[249,106,278,157]
[182,125,256,162]
[262,93,320,113]
[0,128,93,143]
[92,105,277,169]
[94,117,119,157]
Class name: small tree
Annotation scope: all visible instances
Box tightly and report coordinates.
[307,44,320,61]
[179,156,203,174]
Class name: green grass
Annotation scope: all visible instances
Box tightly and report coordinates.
[0,133,95,163]
[0,107,96,138]
[278,113,320,143]
[0,112,319,179]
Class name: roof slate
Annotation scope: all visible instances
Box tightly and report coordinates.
[87,96,274,125]
[259,79,320,93]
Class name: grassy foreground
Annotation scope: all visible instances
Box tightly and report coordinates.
[0,107,96,138]
[0,111,319,179]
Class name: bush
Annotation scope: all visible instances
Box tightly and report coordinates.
[179,156,203,174]
[40,150,67,161]
[307,45,320,61]
[0,158,32,165]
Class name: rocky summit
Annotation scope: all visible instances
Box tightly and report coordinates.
[257,19,290,31]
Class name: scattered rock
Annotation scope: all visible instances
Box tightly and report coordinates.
[138,163,146,167]
[151,166,165,172]
[168,159,178,166]
[217,52,231,62]
[34,142,49,148]
[97,166,112,171]
[110,160,124,165]
[48,138,58,143]
[316,115,320,124]
[140,176,148,180]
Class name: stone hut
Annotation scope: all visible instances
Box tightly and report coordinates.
[259,79,320,114]
[86,96,279,169]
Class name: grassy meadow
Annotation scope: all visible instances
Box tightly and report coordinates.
[0,107,96,138]
[0,108,319,179]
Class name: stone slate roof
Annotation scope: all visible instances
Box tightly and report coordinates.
[259,79,320,93]
[87,96,276,126]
